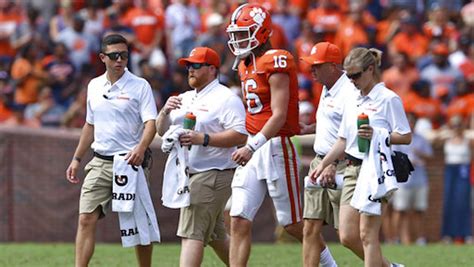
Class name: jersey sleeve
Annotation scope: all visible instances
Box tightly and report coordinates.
[257,49,296,78]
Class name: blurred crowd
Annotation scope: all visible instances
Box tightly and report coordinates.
[0,0,473,131]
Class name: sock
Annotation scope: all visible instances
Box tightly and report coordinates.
[320,246,337,267]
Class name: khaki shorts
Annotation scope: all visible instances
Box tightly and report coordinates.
[340,164,361,206]
[177,169,233,244]
[392,186,428,211]
[303,156,344,229]
[341,164,388,207]
[79,157,150,218]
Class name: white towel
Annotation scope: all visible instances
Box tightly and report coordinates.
[304,174,344,190]
[161,125,187,153]
[250,138,280,181]
[161,125,190,209]
[350,128,398,215]
[112,155,161,247]
[112,155,137,212]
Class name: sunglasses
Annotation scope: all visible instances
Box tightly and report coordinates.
[186,63,210,70]
[103,51,129,60]
[346,66,369,80]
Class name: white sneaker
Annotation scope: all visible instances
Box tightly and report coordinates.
[391,263,405,267]
[416,237,427,246]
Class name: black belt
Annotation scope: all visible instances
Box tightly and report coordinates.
[94,149,152,168]
[315,153,325,160]
[345,153,363,166]
[94,152,114,161]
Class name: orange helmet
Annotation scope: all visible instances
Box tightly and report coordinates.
[227,3,272,58]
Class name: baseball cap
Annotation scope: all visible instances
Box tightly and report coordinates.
[432,43,449,56]
[177,47,220,68]
[300,42,342,65]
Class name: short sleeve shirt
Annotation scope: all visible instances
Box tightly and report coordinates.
[86,69,157,155]
[314,73,358,155]
[169,79,246,173]
[338,82,411,159]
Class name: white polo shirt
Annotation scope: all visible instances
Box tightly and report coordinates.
[314,73,358,155]
[86,69,158,155]
[169,79,246,173]
[338,82,411,159]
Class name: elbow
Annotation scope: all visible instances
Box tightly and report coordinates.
[401,133,412,145]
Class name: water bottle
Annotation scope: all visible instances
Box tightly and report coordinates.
[357,113,370,153]
[183,112,196,130]
[183,112,196,150]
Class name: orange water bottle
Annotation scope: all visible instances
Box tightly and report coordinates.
[357,113,370,153]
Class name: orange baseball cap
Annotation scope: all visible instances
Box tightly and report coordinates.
[432,43,449,55]
[300,42,342,65]
[178,47,220,68]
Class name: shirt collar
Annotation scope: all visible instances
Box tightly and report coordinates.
[366,82,385,100]
[103,69,130,90]
[195,79,218,97]
[357,82,385,100]
[325,73,347,97]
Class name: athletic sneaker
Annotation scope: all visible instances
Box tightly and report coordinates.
[391,263,405,267]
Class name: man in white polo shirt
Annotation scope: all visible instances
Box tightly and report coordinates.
[299,42,358,267]
[66,34,158,267]
[156,47,247,267]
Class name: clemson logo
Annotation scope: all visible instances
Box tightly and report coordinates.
[249,7,266,24]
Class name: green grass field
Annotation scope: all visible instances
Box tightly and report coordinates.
[0,243,473,266]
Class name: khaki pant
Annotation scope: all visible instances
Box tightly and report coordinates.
[303,157,345,229]
[177,169,233,244]
[79,157,150,218]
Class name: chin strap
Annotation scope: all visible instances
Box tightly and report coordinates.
[231,52,257,73]
[250,52,257,73]
[231,56,240,71]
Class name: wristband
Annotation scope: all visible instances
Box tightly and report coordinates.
[202,133,210,147]
[73,156,81,162]
[246,132,267,152]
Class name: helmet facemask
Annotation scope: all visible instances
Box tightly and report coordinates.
[227,23,261,58]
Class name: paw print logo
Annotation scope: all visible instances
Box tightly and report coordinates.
[249,7,266,25]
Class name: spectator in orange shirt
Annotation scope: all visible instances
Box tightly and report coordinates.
[375,6,405,48]
[458,39,474,84]
[0,1,22,63]
[390,16,429,62]
[294,20,323,77]
[382,52,419,98]
[122,0,165,75]
[294,21,325,107]
[306,0,342,44]
[406,79,444,129]
[445,79,474,122]
[423,4,458,49]
[10,44,47,106]
[0,71,12,122]
[334,1,371,57]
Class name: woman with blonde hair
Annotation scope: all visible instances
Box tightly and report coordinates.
[311,47,412,267]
